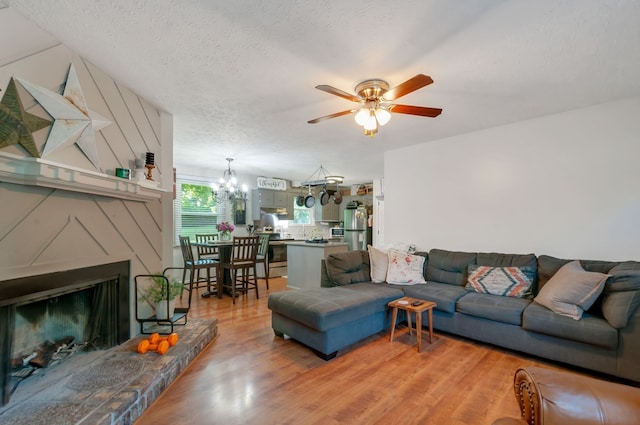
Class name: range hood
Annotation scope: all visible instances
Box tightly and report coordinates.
[260,207,289,219]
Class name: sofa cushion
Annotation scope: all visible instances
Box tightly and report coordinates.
[534,261,610,320]
[402,282,467,314]
[456,292,531,325]
[477,252,537,268]
[367,245,389,283]
[522,302,618,349]
[466,265,535,298]
[601,267,640,328]
[537,255,618,290]
[386,250,427,285]
[325,250,370,286]
[267,283,403,332]
[426,249,477,286]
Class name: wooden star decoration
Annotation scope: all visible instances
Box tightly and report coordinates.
[16,64,111,170]
[0,77,52,157]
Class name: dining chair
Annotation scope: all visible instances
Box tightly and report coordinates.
[178,236,217,302]
[220,236,259,304]
[255,234,270,290]
[195,234,219,260]
[195,233,219,286]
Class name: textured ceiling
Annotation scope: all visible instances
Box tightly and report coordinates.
[4,0,640,185]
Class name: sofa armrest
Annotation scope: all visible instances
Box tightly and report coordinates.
[492,419,526,425]
[320,259,333,287]
[502,366,640,425]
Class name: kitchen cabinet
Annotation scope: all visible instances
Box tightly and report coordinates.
[273,190,288,206]
[315,200,340,222]
[252,189,295,220]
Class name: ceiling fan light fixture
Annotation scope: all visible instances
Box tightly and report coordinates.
[375,107,391,126]
[354,107,369,126]
[364,112,377,131]
[364,128,377,137]
[309,74,441,138]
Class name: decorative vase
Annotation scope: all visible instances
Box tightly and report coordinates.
[220,231,231,241]
[155,299,175,320]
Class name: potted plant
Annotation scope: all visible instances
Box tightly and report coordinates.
[141,274,183,320]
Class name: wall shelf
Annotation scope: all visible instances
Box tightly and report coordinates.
[0,152,165,202]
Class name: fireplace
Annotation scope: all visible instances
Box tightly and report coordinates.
[0,261,130,406]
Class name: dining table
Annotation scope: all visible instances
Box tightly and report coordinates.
[191,239,233,299]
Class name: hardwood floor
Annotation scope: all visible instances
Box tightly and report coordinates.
[135,277,554,425]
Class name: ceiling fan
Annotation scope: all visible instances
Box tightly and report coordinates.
[307,74,442,137]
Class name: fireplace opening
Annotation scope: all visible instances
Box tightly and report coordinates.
[0,261,130,407]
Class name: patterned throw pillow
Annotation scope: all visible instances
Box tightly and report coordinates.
[386,250,427,285]
[466,265,536,298]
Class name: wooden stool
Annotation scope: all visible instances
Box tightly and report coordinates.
[388,297,437,352]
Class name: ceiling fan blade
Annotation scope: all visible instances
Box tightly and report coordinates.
[315,85,362,103]
[383,74,434,101]
[389,104,442,117]
[307,109,354,124]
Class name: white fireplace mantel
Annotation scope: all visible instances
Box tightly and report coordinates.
[0,152,165,202]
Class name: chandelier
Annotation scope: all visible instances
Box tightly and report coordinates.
[211,158,248,201]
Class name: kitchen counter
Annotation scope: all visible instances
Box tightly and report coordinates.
[286,241,349,290]
[285,241,348,248]
[268,239,294,246]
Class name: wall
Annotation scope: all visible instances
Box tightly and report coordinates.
[0,6,173,336]
[384,96,640,261]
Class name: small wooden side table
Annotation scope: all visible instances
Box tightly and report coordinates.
[388,297,437,352]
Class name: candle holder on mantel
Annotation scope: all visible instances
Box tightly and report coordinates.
[144,152,155,181]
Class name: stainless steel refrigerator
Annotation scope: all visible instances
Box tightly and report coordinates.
[344,206,367,251]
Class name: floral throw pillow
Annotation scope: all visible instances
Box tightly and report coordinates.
[386,250,427,285]
[466,265,536,298]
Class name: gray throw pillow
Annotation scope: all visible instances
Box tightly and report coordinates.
[601,269,640,328]
[534,260,610,320]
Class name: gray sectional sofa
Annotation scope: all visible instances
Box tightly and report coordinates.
[268,249,640,382]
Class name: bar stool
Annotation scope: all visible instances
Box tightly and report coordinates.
[255,234,270,290]
[178,236,217,299]
[220,236,259,304]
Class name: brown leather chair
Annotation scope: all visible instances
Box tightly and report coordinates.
[493,366,640,425]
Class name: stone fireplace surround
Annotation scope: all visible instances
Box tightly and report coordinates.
[0,262,219,424]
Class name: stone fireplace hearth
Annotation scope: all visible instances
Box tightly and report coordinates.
[0,262,218,424]
[0,318,218,425]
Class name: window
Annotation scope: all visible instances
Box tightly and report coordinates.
[174,176,227,244]
[291,197,312,225]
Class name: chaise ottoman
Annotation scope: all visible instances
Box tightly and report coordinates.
[268,282,404,359]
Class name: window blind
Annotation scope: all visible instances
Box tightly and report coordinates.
[173,175,231,245]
